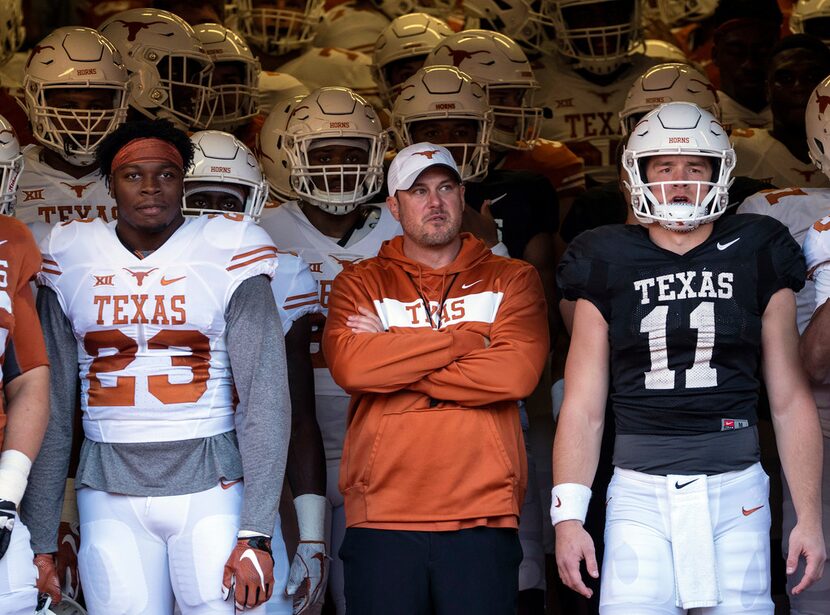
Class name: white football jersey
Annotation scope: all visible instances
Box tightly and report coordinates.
[277,47,381,110]
[38,215,278,444]
[271,249,321,335]
[15,145,117,225]
[739,187,830,435]
[534,52,659,184]
[732,128,830,189]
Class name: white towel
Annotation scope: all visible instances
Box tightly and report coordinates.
[666,473,720,609]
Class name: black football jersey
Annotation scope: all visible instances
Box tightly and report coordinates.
[557,214,805,436]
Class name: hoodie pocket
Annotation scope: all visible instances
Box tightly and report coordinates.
[358,406,522,522]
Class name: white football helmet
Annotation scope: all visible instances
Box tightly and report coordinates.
[99,9,214,131]
[0,0,24,67]
[35,594,87,615]
[391,66,492,182]
[23,27,130,166]
[237,0,325,55]
[260,95,305,203]
[546,0,643,75]
[620,62,720,134]
[623,102,735,231]
[806,76,830,178]
[791,0,830,45]
[641,0,717,27]
[462,0,556,54]
[424,30,542,150]
[286,87,388,214]
[0,114,22,216]
[193,24,260,131]
[372,13,453,109]
[184,130,269,220]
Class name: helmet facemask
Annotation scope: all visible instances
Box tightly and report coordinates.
[31,86,129,166]
[238,0,324,55]
[288,135,387,214]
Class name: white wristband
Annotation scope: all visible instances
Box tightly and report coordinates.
[294,494,327,542]
[550,483,591,526]
[0,450,32,507]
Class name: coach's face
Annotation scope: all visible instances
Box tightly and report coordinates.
[387,165,465,249]
[111,160,185,238]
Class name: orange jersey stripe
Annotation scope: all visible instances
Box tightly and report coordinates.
[227,252,277,271]
[231,246,278,261]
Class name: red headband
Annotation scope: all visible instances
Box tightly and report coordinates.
[111,138,184,173]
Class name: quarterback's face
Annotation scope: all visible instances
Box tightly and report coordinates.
[644,154,714,203]
[111,160,185,236]
[388,165,465,249]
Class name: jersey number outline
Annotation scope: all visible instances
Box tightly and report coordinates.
[640,301,717,390]
[84,329,211,406]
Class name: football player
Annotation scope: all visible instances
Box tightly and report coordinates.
[99,8,214,132]
[23,119,290,614]
[758,73,830,615]
[258,86,397,615]
[15,27,129,229]
[0,113,50,615]
[183,129,327,615]
[554,101,825,612]
[732,34,830,189]
[192,24,261,140]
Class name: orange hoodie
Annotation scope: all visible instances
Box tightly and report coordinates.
[323,233,549,530]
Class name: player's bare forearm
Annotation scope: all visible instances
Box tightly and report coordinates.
[3,365,49,460]
[553,299,608,488]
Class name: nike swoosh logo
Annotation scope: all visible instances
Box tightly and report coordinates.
[461,280,482,290]
[554,496,562,508]
[241,549,266,590]
[675,478,699,489]
[220,479,242,490]
[160,276,186,286]
[742,504,764,516]
[717,238,740,250]
[0,240,7,245]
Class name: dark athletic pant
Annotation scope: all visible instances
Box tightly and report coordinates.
[340,526,522,615]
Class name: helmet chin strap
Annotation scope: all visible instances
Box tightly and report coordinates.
[60,139,96,167]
